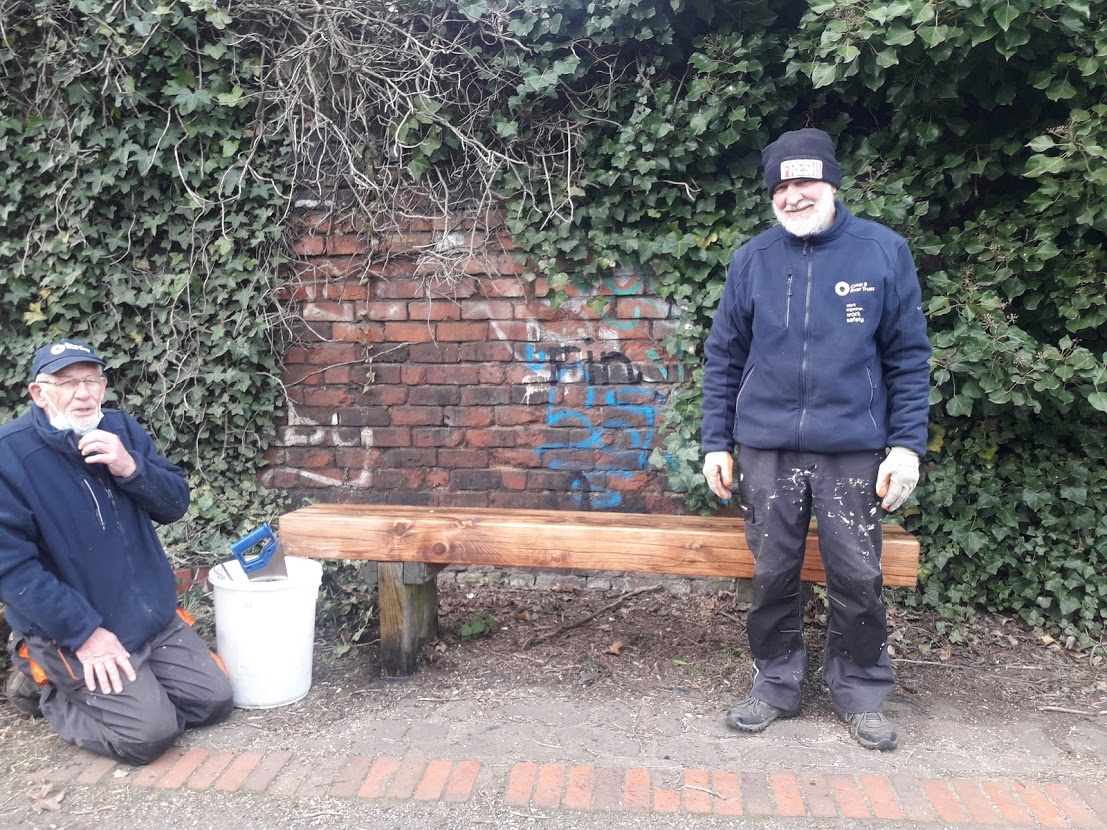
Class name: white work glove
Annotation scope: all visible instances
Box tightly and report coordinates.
[702,451,734,502]
[876,446,920,512]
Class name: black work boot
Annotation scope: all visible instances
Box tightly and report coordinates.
[725,696,799,733]
[4,670,44,718]
[838,710,898,750]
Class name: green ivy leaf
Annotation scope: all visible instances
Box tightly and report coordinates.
[1045,78,1078,101]
[884,22,916,46]
[992,4,1019,31]
[809,62,838,88]
[1023,155,1067,177]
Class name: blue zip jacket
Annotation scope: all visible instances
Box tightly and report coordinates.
[702,202,931,457]
[0,405,190,651]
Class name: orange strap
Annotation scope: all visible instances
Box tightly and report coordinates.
[17,642,50,686]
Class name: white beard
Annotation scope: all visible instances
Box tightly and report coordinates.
[46,401,103,435]
[773,185,836,237]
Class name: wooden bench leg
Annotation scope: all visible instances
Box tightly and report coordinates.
[377,562,439,677]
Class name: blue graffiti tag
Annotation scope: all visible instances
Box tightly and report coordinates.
[535,384,667,509]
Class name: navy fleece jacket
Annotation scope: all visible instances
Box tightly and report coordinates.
[0,406,189,651]
[702,202,932,456]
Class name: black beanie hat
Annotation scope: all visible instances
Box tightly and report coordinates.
[762,128,842,193]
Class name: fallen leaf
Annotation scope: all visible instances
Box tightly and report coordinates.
[515,611,531,622]
[29,784,65,814]
[605,640,624,656]
[938,646,952,662]
[598,623,612,632]
[887,645,897,659]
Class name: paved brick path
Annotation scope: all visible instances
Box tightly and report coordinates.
[26,745,1107,827]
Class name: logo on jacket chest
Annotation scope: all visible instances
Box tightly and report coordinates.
[834,280,875,324]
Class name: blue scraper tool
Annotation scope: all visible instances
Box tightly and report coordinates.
[229,523,287,581]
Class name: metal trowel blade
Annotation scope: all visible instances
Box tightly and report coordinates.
[247,543,288,581]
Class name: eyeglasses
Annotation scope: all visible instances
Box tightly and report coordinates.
[36,377,107,392]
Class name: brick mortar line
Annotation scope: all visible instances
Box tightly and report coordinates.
[27,745,1106,826]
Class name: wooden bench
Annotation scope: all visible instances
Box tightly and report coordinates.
[278,504,920,677]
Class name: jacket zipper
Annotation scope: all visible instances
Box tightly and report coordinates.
[798,241,813,448]
[732,366,758,440]
[82,479,106,530]
[785,270,793,329]
[865,366,879,432]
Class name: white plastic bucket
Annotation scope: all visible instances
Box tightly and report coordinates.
[209,556,323,709]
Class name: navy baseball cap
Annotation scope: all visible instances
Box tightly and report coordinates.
[31,339,107,378]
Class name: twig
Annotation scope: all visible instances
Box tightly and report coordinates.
[890,659,966,667]
[520,585,662,649]
[508,808,550,819]
[1037,706,1097,716]
[684,784,722,798]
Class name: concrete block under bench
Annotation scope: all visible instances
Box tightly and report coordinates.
[278,504,920,676]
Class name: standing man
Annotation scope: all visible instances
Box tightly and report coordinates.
[700,129,931,750]
[0,339,233,765]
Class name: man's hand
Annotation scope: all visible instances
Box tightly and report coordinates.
[75,627,137,694]
[78,430,137,478]
[876,446,920,512]
[702,451,734,502]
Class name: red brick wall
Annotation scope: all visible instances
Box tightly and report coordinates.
[263,212,687,513]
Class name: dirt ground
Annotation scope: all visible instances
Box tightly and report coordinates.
[4,578,1106,745]
[416,581,1107,722]
[0,579,1104,827]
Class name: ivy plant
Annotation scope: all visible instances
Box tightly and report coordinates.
[2,0,1104,644]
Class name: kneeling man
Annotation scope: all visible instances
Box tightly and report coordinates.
[1,338,233,765]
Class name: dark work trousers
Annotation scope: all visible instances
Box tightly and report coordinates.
[10,615,233,765]
[737,445,894,714]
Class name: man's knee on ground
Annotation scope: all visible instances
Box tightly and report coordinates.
[196,681,235,726]
[102,729,181,767]
[88,675,232,764]
[72,702,184,767]
[178,672,235,727]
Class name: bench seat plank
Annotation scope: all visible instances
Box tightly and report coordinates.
[278,504,919,587]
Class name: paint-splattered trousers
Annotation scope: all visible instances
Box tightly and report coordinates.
[737,446,894,714]
[9,614,233,765]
